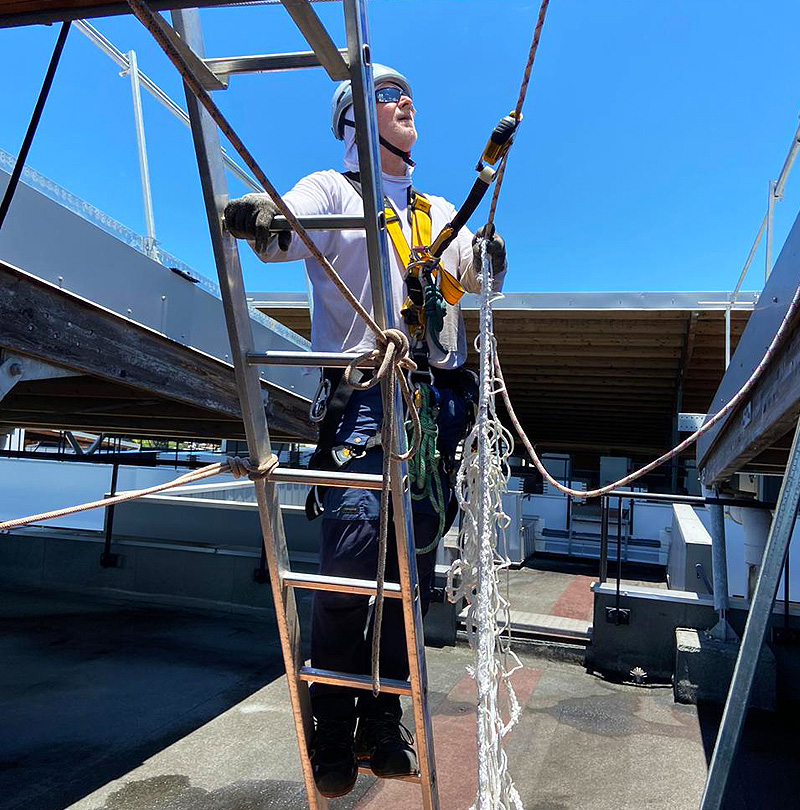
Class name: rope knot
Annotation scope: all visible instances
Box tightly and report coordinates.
[227,454,279,481]
[342,327,421,464]
[374,328,415,377]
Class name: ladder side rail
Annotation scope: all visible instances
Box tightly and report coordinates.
[170,9,326,810]
[280,0,349,80]
[699,411,800,810]
[342,2,439,808]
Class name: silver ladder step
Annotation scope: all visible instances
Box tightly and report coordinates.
[358,762,421,783]
[247,350,370,368]
[299,666,413,695]
[204,49,348,81]
[283,571,403,598]
[271,214,365,230]
[272,466,383,490]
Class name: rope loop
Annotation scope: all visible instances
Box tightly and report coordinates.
[343,328,421,461]
[344,328,415,389]
[226,454,279,481]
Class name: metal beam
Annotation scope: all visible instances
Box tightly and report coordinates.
[280,0,349,80]
[169,9,322,806]
[143,8,227,90]
[700,413,800,810]
[205,49,347,78]
[248,290,760,311]
[0,0,243,29]
[342,1,437,805]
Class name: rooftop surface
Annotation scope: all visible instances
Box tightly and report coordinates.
[3,580,798,810]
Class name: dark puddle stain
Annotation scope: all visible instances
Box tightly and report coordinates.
[91,773,375,810]
[531,691,699,740]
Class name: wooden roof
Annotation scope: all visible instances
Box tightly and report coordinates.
[255,297,751,456]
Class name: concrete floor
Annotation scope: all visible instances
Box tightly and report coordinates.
[2,583,797,810]
[504,555,667,623]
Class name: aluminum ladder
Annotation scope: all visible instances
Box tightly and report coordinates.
[167,3,438,808]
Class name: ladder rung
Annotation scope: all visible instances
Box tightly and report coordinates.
[281,0,349,81]
[271,467,383,490]
[299,667,412,695]
[358,763,421,783]
[271,215,365,230]
[283,572,403,598]
[247,350,372,368]
[204,50,348,78]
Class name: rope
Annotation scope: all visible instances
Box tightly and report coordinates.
[500,277,800,499]
[0,455,278,533]
[486,0,550,232]
[448,242,523,810]
[341,329,420,694]
[424,283,448,353]
[407,384,447,555]
[471,0,800,500]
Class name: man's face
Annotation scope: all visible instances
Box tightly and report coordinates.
[375,83,416,151]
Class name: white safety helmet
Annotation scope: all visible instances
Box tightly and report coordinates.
[331,63,413,140]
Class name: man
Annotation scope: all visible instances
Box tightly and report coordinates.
[224,64,506,798]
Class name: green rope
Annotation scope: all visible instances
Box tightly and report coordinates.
[406,383,447,554]
[424,282,447,353]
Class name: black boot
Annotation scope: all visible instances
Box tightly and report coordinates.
[309,718,358,798]
[355,711,418,778]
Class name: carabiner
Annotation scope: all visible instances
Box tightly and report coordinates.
[309,376,331,423]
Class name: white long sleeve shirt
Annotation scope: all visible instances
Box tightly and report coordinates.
[256,168,504,369]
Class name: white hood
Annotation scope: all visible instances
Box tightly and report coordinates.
[341,105,414,197]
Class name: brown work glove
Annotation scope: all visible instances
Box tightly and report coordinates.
[224,193,291,254]
[471,226,507,277]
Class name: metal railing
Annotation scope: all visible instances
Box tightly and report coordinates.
[74,19,262,212]
[596,489,792,627]
[720,111,800,368]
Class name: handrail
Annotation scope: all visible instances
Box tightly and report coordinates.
[731,114,800,303]
[74,20,262,193]
[724,111,800,368]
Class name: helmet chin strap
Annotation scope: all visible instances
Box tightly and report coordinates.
[342,120,415,167]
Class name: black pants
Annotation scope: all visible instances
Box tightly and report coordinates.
[310,481,442,721]
[309,379,468,722]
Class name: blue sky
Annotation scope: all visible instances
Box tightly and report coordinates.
[2,0,799,295]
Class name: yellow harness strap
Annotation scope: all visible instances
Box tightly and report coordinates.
[384,192,466,306]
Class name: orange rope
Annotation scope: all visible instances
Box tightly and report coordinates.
[486,0,551,231]
[0,456,277,532]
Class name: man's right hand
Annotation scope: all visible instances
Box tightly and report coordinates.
[223,194,291,253]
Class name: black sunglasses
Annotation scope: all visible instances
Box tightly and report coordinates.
[375,86,407,104]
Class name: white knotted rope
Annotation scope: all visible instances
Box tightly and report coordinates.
[447,241,524,810]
